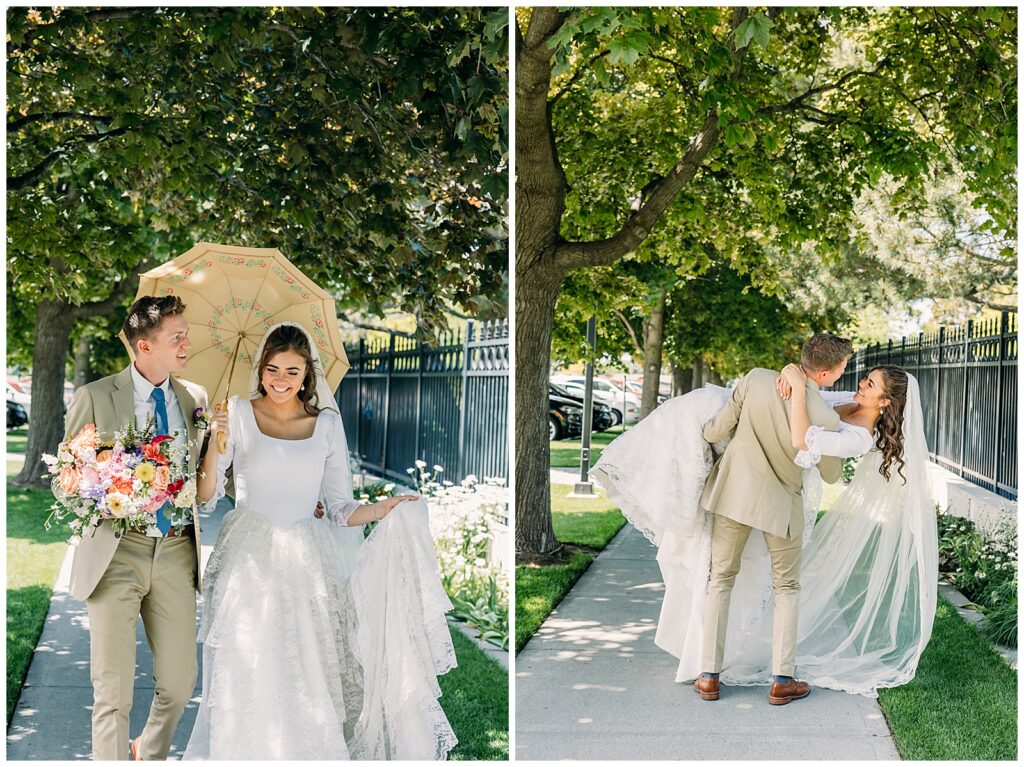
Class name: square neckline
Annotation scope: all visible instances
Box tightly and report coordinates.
[243,397,323,442]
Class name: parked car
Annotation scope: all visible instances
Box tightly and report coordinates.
[549,383,614,436]
[622,378,670,405]
[7,400,28,430]
[7,381,31,418]
[549,390,584,441]
[552,375,641,424]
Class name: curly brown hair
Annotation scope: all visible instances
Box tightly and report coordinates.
[872,366,909,483]
[254,325,323,417]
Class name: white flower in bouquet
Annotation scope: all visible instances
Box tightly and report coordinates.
[173,479,197,508]
[104,492,133,518]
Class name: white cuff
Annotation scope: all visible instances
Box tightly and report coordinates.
[328,500,363,526]
[795,425,826,468]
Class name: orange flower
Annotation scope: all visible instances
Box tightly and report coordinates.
[95,448,113,464]
[68,424,100,455]
[110,476,134,495]
[142,443,170,465]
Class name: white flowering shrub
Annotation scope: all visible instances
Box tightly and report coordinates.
[937,507,1017,647]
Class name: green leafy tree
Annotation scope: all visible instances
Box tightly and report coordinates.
[515,6,1016,553]
[8,6,508,486]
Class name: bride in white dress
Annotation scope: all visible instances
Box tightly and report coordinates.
[184,322,457,760]
[591,363,938,698]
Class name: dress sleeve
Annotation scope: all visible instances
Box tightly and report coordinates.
[795,424,873,467]
[322,412,362,526]
[819,390,857,407]
[199,396,238,514]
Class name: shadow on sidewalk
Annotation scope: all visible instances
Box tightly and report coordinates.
[6,499,230,761]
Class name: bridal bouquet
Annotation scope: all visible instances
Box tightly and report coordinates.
[42,419,197,539]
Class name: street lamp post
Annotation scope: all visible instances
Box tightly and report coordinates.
[571,315,598,498]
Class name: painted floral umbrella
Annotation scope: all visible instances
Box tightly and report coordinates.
[121,242,349,449]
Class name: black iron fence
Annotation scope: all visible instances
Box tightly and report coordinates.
[837,311,1017,500]
[335,319,509,485]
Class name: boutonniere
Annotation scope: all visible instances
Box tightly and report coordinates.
[192,407,211,431]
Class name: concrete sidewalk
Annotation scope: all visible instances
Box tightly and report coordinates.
[515,525,901,761]
[6,499,230,761]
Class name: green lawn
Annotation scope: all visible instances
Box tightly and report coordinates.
[549,424,626,468]
[515,485,626,652]
[878,596,1017,760]
[7,427,28,455]
[6,474,66,724]
[440,629,509,760]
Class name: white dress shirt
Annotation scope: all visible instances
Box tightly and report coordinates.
[130,363,189,536]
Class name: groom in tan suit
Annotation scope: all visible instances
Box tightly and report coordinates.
[65,296,208,760]
[694,333,853,705]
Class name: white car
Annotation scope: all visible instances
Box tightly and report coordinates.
[551,376,641,424]
[7,381,31,418]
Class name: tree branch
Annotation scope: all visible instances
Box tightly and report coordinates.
[759,65,887,117]
[611,307,643,356]
[549,49,609,106]
[69,259,159,320]
[336,312,417,339]
[516,7,571,271]
[8,125,130,191]
[7,111,113,132]
[552,7,754,271]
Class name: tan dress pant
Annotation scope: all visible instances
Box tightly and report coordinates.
[86,531,198,760]
[700,513,802,677]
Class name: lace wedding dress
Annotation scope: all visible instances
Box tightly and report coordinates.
[591,376,936,697]
[183,397,457,759]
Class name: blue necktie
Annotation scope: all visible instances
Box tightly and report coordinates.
[150,388,172,535]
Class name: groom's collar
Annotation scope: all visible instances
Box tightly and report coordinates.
[806,378,821,392]
[130,362,171,400]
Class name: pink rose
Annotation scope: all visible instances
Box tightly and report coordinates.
[59,466,80,495]
[79,467,100,489]
[152,465,170,494]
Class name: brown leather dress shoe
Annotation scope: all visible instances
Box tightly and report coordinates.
[129,735,143,760]
[693,675,720,701]
[768,677,811,705]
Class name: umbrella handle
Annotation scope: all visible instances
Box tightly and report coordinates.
[215,400,229,454]
[217,335,244,454]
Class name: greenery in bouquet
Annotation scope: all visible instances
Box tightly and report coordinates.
[42,418,197,539]
[358,461,510,650]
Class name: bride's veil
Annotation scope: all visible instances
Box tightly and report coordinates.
[249,321,364,571]
[734,373,938,694]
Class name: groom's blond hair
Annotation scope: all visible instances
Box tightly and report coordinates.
[802,333,853,372]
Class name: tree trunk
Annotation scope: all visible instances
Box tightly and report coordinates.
[692,355,706,388]
[639,289,666,419]
[14,299,76,487]
[672,361,693,396]
[73,334,93,388]
[709,367,724,386]
[514,263,563,555]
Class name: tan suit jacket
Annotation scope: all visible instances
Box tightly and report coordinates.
[65,365,207,601]
[699,368,842,539]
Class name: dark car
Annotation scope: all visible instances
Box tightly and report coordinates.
[549,383,615,437]
[549,390,584,441]
[7,400,28,430]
